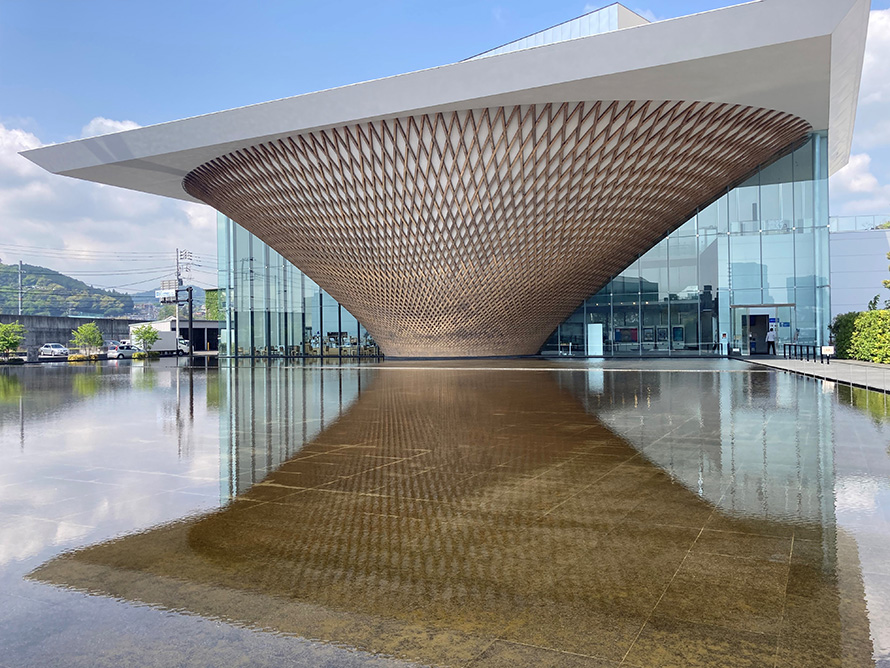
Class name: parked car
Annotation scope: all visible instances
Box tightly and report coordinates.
[39,343,69,357]
[106,344,142,359]
[102,340,121,352]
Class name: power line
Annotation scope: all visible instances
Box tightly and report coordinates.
[10,266,173,277]
[0,242,181,257]
[0,272,176,293]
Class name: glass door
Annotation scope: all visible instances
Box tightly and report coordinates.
[731,305,795,356]
[775,305,795,352]
[732,307,749,356]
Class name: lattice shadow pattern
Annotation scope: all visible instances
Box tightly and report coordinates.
[184,101,810,357]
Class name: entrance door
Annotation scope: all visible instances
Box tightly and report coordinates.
[748,314,769,354]
[731,305,795,356]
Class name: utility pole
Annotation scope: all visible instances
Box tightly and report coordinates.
[175,248,180,338]
[174,248,193,339]
[187,286,193,363]
[18,260,23,316]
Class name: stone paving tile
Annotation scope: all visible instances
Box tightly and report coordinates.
[623,616,779,668]
[467,640,619,667]
[3,360,889,666]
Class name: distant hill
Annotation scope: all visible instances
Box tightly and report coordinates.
[129,286,206,305]
[0,263,134,317]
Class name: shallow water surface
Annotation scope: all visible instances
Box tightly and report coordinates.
[1,358,889,667]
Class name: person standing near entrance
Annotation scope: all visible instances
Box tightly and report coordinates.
[766,327,777,355]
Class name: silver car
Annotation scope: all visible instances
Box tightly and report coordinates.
[102,340,121,352]
[106,344,141,359]
[39,343,69,357]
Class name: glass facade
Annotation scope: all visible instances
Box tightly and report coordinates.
[217,132,830,359]
[542,132,831,356]
[217,212,381,359]
[467,3,646,61]
[830,214,890,233]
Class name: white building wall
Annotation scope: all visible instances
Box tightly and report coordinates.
[830,229,890,316]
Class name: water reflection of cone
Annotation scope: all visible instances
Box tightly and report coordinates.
[29,367,868,666]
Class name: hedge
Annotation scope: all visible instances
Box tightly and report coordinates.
[67,354,101,362]
[849,310,890,364]
[829,312,858,359]
[830,310,890,363]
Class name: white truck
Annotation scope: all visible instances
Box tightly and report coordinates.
[129,326,190,356]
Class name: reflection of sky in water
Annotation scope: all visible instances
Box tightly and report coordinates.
[0,361,401,667]
[0,364,222,567]
[2,359,890,665]
[573,363,890,664]
[834,391,890,663]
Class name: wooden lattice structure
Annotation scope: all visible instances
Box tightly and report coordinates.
[183,101,810,357]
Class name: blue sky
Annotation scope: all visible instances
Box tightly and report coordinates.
[1,0,889,291]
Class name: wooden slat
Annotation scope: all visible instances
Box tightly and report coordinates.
[183,101,811,357]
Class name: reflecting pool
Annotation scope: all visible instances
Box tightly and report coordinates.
[1,359,889,667]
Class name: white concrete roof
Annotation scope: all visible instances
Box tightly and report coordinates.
[22,0,870,203]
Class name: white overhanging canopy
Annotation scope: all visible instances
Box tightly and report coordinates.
[21,0,870,201]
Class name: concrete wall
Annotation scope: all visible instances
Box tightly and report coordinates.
[830,230,890,317]
[0,314,140,360]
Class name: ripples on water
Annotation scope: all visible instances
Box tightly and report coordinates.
[0,358,889,667]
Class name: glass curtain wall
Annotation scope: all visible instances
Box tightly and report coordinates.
[219,132,828,360]
[217,212,380,359]
[544,131,830,357]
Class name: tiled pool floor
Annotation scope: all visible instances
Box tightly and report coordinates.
[1,359,889,666]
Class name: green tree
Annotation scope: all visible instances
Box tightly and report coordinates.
[829,312,858,359]
[0,374,22,403]
[0,262,133,317]
[157,303,191,320]
[204,289,222,321]
[883,251,890,293]
[0,321,26,358]
[71,321,104,355]
[132,324,160,353]
[849,310,890,364]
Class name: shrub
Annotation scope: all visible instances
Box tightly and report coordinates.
[71,322,104,356]
[0,357,24,365]
[67,354,89,361]
[133,351,160,360]
[132,325,160,353]
[849,310,890,364]
[829,312,858,359]
[0,321,26,358]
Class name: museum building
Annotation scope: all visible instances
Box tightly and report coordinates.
[23,0,869,358]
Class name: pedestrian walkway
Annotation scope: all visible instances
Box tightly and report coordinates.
[743,356,890,392]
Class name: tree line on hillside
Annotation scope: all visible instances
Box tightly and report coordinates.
[0,263,134,317]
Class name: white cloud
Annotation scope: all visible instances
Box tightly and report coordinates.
[0,121,217,292]
[853,10,890,151]
[859,10,890,107]
[80,116,141,139]
[830,152,890,214]
[583,4,660,22]
[832,153,881,194]
[181,201,216,232]
[633,8,659,22]
[857,120,890,149]
[0,124,43,179]
[830,9,890,215]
